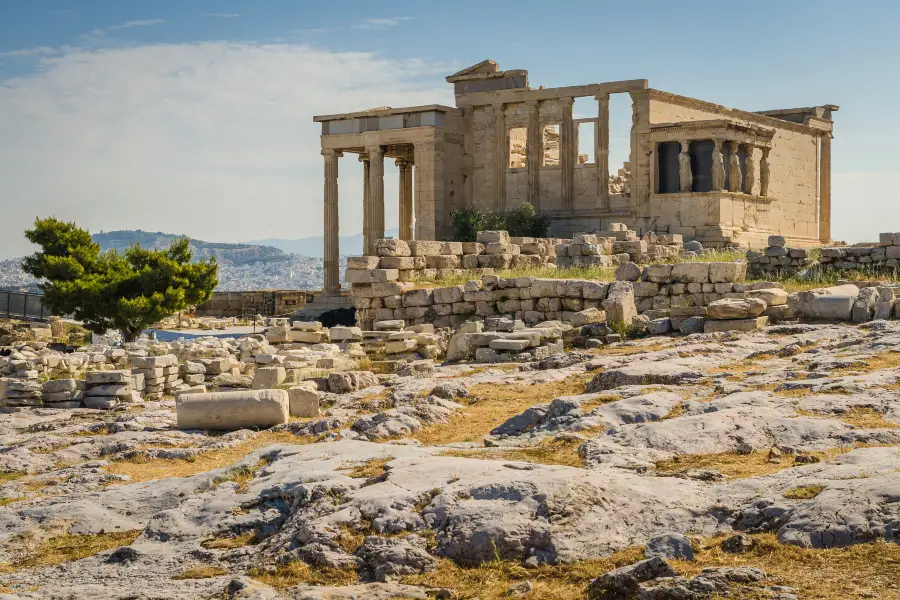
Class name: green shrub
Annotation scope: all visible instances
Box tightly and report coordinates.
[451,202,550,242]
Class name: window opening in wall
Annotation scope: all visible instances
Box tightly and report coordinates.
[573,97,596,164]
[576,121,595,164]
[609,93,632,178]
[542,124,560,166]
[509,127,527,168]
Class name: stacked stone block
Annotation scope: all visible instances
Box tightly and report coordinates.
[446,319,566,363]
[344,233,563,287]
[83,370,135,410]
[2,377,42,407]
[747,235,813,276]
[362,321,444,360]
[41,379,85,408]
[554,223,684,268]
[132,354,181,400]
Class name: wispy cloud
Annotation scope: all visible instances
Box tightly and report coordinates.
[355,16,414,29]
[0,46,57,58]
[205,13,240,18]
[0,42,451,258]
[108,19,165,31]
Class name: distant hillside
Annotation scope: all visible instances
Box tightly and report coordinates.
[92,230,289,266]
[251,227,400,258]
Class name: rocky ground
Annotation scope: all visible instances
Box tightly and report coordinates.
[1,322,900,599]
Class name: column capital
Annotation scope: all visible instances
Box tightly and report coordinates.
[594,93,610,102]
[559,96,575,108]
[395,158,410,168]
[321,148,343,159]
[366,145,384,157]
[358,153,370,163]
[525,99,540,110]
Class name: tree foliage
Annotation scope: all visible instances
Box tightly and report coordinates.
[451,202,551,242]
[22,217,218,341]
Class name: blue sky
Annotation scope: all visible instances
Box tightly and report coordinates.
[0,0,898,257]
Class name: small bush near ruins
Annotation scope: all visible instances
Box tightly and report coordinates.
[451,201,550,242]
[22,217,218,341]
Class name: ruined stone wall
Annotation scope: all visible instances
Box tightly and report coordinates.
[350,260,749,330]
[195,291,307,318]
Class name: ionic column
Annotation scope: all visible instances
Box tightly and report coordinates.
[727,141,742,192]
[560,96,575,212]
[322,149,342,293]
[760,147,771,197]
[596,94,610,209]
[711,139,726,191]
[367,145,385,245]
[493,103,507,211]
[359,154,372,254]
[526,100,541,209]
[743,144,758,196]
[396,158,413,241]
[819,133,832,243]
[678,140,693,192]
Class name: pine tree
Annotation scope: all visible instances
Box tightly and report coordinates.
[22,217,218,341]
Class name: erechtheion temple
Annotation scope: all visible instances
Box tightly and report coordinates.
[315,59,837,292]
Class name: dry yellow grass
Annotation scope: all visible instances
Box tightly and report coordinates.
[340,457,392,480]
[70,425,113,437]
[211,457,272,493]
[676,534,900,600]
[832,351,900,375]
[410,374,593,445]
[201,532,257,549]
[172,566,227,579]
[654,448,852,479]
[839,408,900,429]
[106,431,320,483]
[0,530,141,573]
[402,547,645,600]
[0,472,24,484]
[249,561,359,588]
[440,431,603,468]
[784,484,826,499]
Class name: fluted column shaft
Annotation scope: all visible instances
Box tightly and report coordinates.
[397,158,413,240]
[526,100,541,209]
[360,154,371,254]
[367,145,385,246]
[322,149,341,293]
[819,134,832,243]
[493,103,507,211]
[596,94,610,209]
[560,97,575,212]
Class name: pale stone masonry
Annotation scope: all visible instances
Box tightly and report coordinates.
[315,59,837,291]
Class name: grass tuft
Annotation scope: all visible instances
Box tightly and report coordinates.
[172,566,227,579]
[248,561,359,588]
[0,530,141,573]
[201,532,257,549]
[784,484,826,500]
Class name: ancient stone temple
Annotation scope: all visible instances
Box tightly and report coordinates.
[315,59,837,292]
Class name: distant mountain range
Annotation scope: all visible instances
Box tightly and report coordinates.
[249,228,400,258]
[92,230,290,266]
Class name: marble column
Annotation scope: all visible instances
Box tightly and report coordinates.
[359,154,371,254]
[396,158,413,241]
[727,141,742,193]
[760,147,771,197]
[414,140,442,241]
[493,103,507,211]
[711,139,726,191]
[526,100,541,209]
[819,134,832,243]
[596,94,610,209]
[560,96,575,212]
[743,144,758,196]
[322,149,342,293]
[678,140,692,193]
[367,145,385,246]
